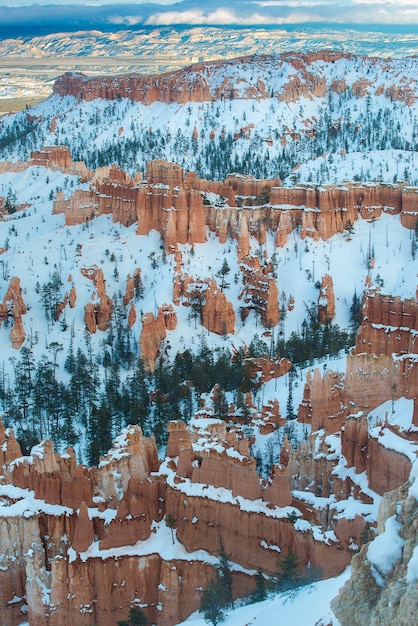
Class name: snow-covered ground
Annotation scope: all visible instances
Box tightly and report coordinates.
[2,53,418,184]
[0,166,415,366]
[0,164,416,365]
[175,567,351,626]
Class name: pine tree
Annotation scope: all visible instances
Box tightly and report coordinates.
[165,513,177,544]
[88,402,113,466]
[213,387,228,420]
[344,219,354,235]
[117,607,149,626]
[217,535,234,609]
[286,369,296,420]
[199,576,225,625]
[216,259,231,291]
[275,549,301,590]
[250,568,267,603]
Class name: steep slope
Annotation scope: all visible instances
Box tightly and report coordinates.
[2,52,418,184]
[0,54,417,625]
[332,465,418,625]
[0,150,417,624]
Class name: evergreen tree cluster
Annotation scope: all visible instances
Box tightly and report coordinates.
[276,301,358,368]
[0,321,258,463]
[0,281,361,464]
[199,538,234,625]
[117,607,148,626]
[2,84,418,184]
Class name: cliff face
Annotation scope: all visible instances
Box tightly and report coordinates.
[331,478,418,626]
[0,412,358,626]
[52,53,418,109]
[30,146,93,181]
[298,291,418,433]
[51,157,418,257]
[356,293,418,357]
[0,422,233,626]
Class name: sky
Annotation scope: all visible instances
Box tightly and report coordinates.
[2,0,418,33]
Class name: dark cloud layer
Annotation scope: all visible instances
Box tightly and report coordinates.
[1,1,418,39]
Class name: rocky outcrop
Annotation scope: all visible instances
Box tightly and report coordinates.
[82,266,113,333]
[53,188,98,225]
[317,274,335,323]
[0,412,358,626]
[139,304,178,372]
[246,355,292,388]
[2,422,252,626]
[164,418,349,576]
[122,268,142,307]
[123,273,135,307]
[299,290,418,433]
[136,160,207,250]
[128,302,136,327]
[0,420,22,468]
[52,53,418,109]
[298,368,349,433]
[201,279,235,335]
[339,411,413,497]
[30,146,92,181]
[69,284,77,308]
[355,292,418,357]
[173,274,235,335]
[331,479,418,626]
[52,156,418,259]
[239,256,280,328]
[279,71,327,103]
[9,441,93,509]
[0,276,27,348]
[52,57,275,105]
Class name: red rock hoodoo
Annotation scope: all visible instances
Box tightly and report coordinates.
[0,276,27,348]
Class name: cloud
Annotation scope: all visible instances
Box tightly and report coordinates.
[142,1,418,26]
[352,0,417,4]
[108,14,144,26]
[144,8,289,26]
[1,0,418,32]
[253,1,333,5]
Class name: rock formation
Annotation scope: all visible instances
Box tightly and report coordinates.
[0,408,361,626]
[239,256,280,328]
[2,421,247,626]
[139,304,178,372]
[30,146,93,181]
[50,156,418,260]
[299,290,418,433]
[52,53,418,110]
[201,279,235,336]
[0,276,27,348]
[331,479,418,626]
[317,274,335,323]
[82,266,113,333]
[172,273,235,336]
